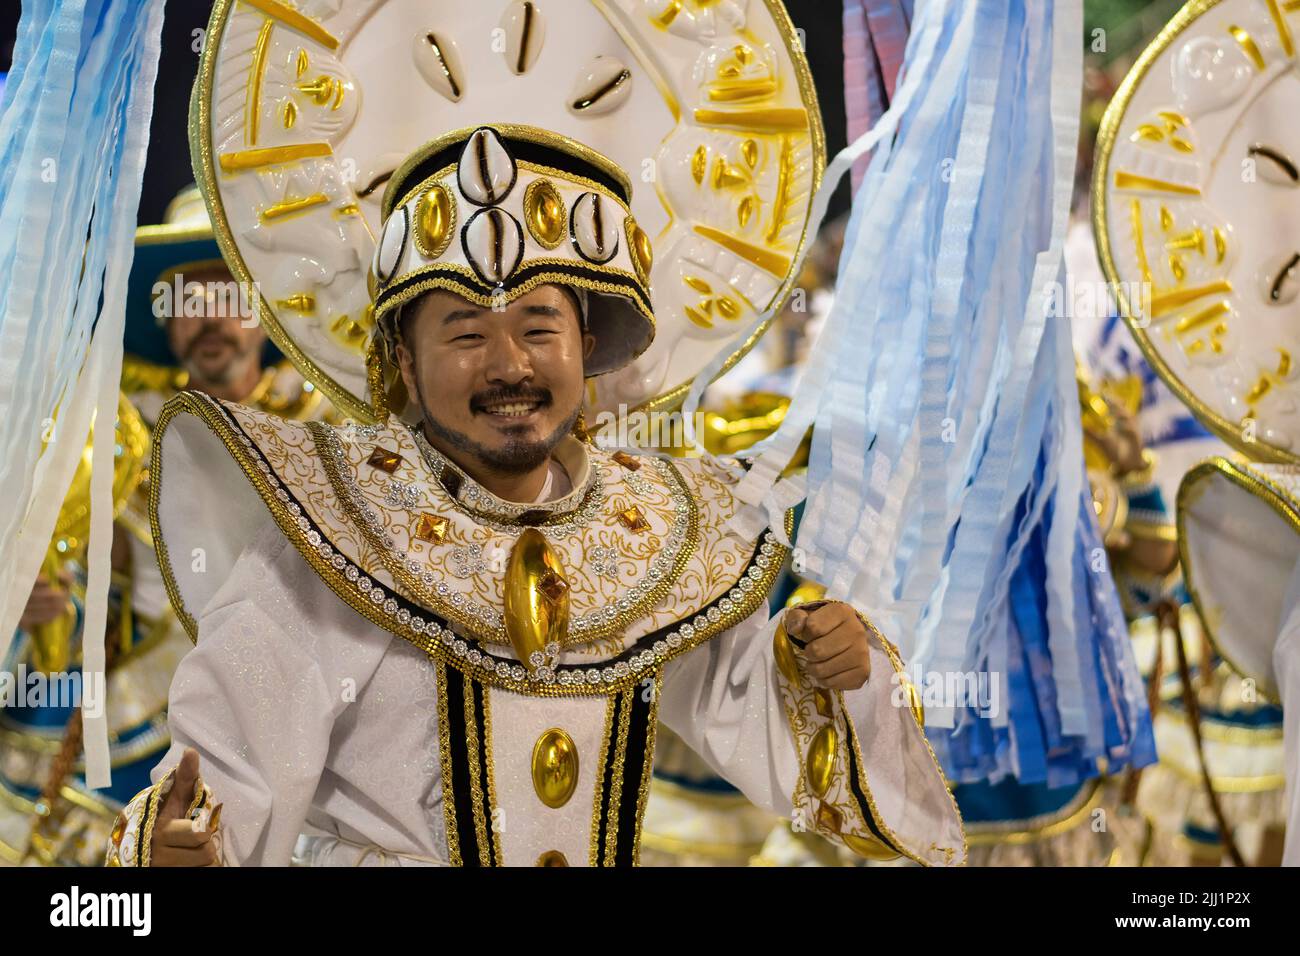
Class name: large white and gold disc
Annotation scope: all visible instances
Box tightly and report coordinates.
[1178,457,1300,699]
[192,0,824,422]
[1094,0,1300,462]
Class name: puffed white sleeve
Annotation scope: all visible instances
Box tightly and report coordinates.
[657,602,966,866]
[107,521,373,867]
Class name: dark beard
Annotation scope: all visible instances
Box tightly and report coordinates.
[420,398,581,475]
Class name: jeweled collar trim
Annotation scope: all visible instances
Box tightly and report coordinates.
[149,392,790,697]
[316,422,697,645]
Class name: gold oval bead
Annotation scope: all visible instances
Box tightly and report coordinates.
[536,849,569,866]
[523,178,566,249]
[625,216,654,285]
[807,724,838,798]
[841,832,900,861]
[504,528,570,672]
[772,621,801,685]
[413,182,456,259]
[110,812,127,847]
[786,582,827,608]
[531,728,579,808]
[901,675,924,726]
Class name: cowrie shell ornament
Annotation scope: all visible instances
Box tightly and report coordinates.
[463,207,525,284]
[459,127,518,206]
[570,191,620,264]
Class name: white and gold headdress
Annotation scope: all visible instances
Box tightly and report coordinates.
[189,0,823,423]
[371,124,654,377]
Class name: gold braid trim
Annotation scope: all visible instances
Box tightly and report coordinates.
[588,694,618,867]
[462,676,492,866]
[602,687,634,866]
[480,685,503,866]
[137,768,174,868]
[630,669,663,867]
[433,660,462,866]
[851,617,967,865]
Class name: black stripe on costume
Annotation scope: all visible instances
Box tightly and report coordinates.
[440,665,481,866]
[845,731,900,854]
[614,684,654,867]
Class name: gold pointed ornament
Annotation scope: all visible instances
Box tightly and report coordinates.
[503,528,569,673]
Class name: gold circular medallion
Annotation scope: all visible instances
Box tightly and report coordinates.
[772,620,801,686]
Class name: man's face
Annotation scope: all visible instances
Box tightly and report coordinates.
[164,265,266,387]
[396,284,594,474]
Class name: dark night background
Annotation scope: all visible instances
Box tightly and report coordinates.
[0,0,853,226]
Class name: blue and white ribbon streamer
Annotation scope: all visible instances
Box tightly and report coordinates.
[0,0,167,789]
[685,0,1154,784]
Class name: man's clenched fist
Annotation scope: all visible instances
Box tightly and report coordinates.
[150,748,221,867]
[782,601,872,690]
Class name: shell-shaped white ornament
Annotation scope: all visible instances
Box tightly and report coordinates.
[374,207,409,285]
[458,127,518,206]
[413,30,466,103]
[501,1,546,75]
[355,151,407,206]
[570,192,620,264]
[463,208,525,284]
[568,55,633,116]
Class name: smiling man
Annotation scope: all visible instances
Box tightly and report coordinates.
[106,125,964,868]
[397,286,589,502]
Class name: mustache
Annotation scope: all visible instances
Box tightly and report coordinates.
[184,327,240,358]
[469,385,553,413]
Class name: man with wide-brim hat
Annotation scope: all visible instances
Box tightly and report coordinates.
[1,186,330,866]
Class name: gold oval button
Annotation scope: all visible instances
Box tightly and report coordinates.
[772,622,801,685]
[807,725,838,798]
[842,832,900,862]
[532,728,579,808]
[536,850,569,867]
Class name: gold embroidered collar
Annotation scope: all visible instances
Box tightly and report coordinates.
[409,429,602,530]
[150,393,790,697]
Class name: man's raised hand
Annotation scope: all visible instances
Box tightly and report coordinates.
[782,601,872,691]
[149,748,221,867]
